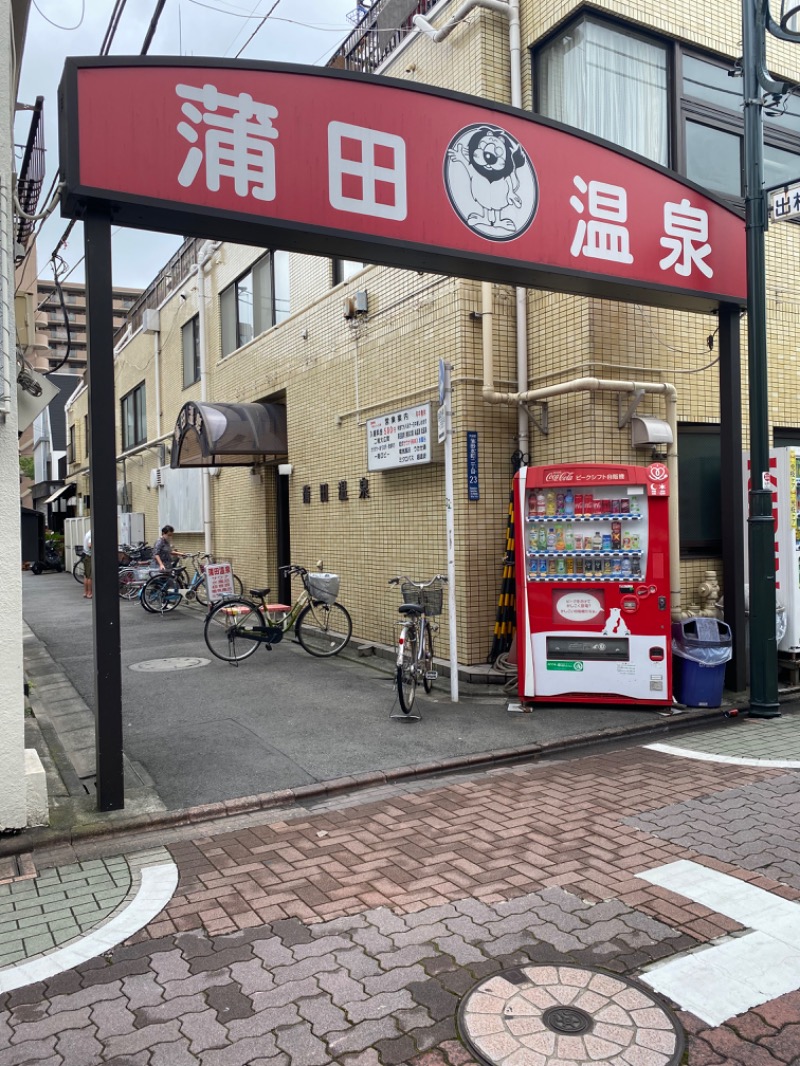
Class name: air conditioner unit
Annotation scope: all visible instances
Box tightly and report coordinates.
[149,468,164,489]
[142,309,160,334]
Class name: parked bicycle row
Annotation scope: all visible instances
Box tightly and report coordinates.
[69,527,446,716]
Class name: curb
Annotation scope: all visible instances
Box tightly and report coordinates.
[0,703,735,858]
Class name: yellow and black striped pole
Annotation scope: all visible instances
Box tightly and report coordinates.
[489,484,517,662]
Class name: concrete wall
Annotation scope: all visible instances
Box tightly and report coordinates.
[0,0,28,830]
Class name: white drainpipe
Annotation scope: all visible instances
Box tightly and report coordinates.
[196,241,218,558]
[415,0,528,457]
[481,301,682,616]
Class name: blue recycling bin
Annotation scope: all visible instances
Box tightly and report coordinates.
[672,618,732,708]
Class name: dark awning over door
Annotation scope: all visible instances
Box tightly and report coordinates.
[170,401,287,468]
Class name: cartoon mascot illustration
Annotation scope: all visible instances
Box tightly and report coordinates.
[447,126,527,232]
[601,608,631,637]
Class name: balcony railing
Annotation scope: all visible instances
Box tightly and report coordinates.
[333,0,439,74]
[15,97,45,255]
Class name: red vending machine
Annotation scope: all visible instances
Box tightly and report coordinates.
[514,462,672,706]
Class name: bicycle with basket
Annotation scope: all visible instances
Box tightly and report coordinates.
[203,563,352,663]
[389,573,446,716]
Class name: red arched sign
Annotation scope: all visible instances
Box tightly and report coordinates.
[59,58,746,313]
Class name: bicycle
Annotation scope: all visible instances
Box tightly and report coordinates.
[203,564,352,662]
[72,546,86,584]
[389,574,446,715]
[141,553,244,613]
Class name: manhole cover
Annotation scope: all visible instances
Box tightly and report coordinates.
[129,657,210,672]
[458,965,684,1066]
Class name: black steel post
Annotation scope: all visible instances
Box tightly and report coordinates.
[742,0,781,716]
[84,211,126,807]
[719,303,747,693]
[276,469,291,605]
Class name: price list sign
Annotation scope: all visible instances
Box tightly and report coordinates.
[367,404,432,471]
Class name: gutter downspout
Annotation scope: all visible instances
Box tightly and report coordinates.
[196,241,218,558]
[481,369,681,619]
[415,0,528,458]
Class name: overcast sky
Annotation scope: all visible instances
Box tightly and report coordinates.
[16,0,357,291]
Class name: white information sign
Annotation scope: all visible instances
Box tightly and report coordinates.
[367,403,433,471]
[438,404,447,444]
[205,561,235,601]
[770,183,800,221]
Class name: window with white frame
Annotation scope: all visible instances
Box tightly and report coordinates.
[182,315,200,387]
[121,382,147,451]
[220,251,290,357]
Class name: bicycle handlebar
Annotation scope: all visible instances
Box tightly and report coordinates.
[388,574,448,587]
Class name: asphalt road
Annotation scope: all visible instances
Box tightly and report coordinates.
[22,570,694,810]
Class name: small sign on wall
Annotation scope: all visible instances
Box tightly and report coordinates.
[467,431,479,500]
[367,403,434,471]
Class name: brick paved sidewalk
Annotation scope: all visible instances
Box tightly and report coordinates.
[1,744,800,1065]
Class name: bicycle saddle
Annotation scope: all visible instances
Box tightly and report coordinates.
[398,603,424,615]
[249,587,270,597]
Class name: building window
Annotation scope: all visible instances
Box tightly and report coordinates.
[121,383,147,450]
[533,15,800,200]
[68,424,75,465]
[534,16,669,165]
[220,251,290,357]
[678,424,721,554]
[680,52,800,197]
[182,315,200,387]
[332,259,364,285]
[84,415,89,457]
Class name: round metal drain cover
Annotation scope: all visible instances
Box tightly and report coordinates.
[543,1005,592,1035]
[129,657,210,672]
[458,965,684,1066]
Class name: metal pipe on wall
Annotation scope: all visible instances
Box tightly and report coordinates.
[196,241,218,558]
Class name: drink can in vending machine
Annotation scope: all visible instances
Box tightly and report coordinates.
[574,493,584,515]
[593,498,604,514]
[583,493,593,513]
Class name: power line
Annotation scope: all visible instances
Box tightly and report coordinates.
[141,0,169,54]
[234,0,281,58]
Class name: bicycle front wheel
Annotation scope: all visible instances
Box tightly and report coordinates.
[196,572,244,606]
[295,602,352,657]
[118,568,143,600]
[204,598,265,662]
[72,559,85,583]
[422,622,435,694]
[397,628,418,714]
[141,574,181,613]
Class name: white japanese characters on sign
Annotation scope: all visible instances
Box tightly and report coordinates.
[205,562,235,601]
[659,199,712,278]
[570,177,634,264]
[367,404,433,471]
[176,83,278,201]
[328,121,407,221]
[569,175,715,279]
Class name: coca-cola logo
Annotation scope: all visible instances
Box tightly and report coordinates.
[544,472,574,483]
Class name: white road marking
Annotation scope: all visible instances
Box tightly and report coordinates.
[645,742,800,769]
[0,862,178,994]
[638,859,800,1026]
